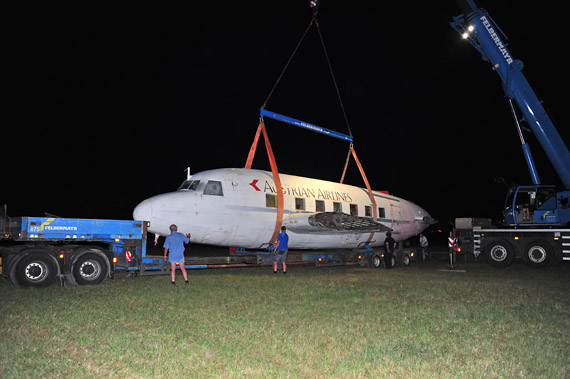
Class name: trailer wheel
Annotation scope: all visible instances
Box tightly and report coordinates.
[369,254,382,268]
[16,251,57,288]
[523,240,553,269]
[73,253,108,285]
[484,239,514,267]
[401,254,410,267]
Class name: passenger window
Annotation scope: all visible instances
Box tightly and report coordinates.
[350,204,358,216]
[315,200,325,212]
[333,202,342,213]
[295,198,305,211]
[266,194,277,208]
[204,181,223,196]
[365,205,372,217]
[378,207,385,218]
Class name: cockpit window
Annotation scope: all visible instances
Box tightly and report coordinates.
[178,180,191,190]
[178,180,200,191]
[189,181,200,191]
[204,180,223,196]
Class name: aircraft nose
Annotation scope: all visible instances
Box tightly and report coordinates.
[413,205,437,226]
[133,199,153,222]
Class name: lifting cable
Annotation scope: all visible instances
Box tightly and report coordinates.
[262,20,313,109]
[341,145,378,243]
[244,121,284,245]
[263,1,352,138]
[246,1,378,245]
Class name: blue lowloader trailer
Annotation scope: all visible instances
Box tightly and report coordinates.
[0,217,152,287]
[0,216,417,288]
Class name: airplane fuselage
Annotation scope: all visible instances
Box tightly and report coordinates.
[133,168,433,249]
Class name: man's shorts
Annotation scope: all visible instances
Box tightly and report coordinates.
[168,252,185,264]
[273,249,288,263]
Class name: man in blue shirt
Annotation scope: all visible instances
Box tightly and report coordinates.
[273,226,289,274]
[163,224,190,285]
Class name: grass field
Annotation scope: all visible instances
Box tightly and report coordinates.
[1,258,569,378]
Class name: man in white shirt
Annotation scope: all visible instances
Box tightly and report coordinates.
[419,233,429,262]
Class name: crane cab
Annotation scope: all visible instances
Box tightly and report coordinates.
[503,185,570,226]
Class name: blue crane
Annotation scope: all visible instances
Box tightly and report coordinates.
[450,0,570,226]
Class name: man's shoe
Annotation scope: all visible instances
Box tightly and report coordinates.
[171,281,176,285]
[185,280,189,285]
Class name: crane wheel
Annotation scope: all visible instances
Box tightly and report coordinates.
[484,239,514,267]
[523,239,553,269]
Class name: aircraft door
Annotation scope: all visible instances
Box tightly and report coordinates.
[225,178,243,241]
[389,201,402,238]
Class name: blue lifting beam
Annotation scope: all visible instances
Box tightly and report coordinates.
[260,107,353,143]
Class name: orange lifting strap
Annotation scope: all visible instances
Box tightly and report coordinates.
[340,145,378,243]
[244,121,284,245]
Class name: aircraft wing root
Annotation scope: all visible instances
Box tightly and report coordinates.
[284,212,392,234]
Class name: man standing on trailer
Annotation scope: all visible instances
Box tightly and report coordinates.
[163,224,190,285]
[273,226,289,274]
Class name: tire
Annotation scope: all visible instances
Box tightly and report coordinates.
[73,252,108,285]
[484,239,514,267]
[395,251,410,267]
[523,239,553,269]
[16,251,57,288]
[369,254,382,268]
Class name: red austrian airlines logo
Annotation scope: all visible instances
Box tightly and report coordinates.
[249,179,261,191]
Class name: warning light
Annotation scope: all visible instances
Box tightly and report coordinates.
[113,257,117,263]
[114,238,121,242]
[358,255,362,259]
[513,236,519,240]
[410,252,415,257]
[318,258,323,262]
[59,254,64,259]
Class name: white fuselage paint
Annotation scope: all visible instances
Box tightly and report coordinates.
[133,168,432,249]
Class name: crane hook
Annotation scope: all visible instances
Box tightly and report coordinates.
[309,0,319,17]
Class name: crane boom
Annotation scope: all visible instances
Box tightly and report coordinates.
[450,0,570,190]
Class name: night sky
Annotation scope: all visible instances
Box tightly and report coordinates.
[4,2,567,231]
